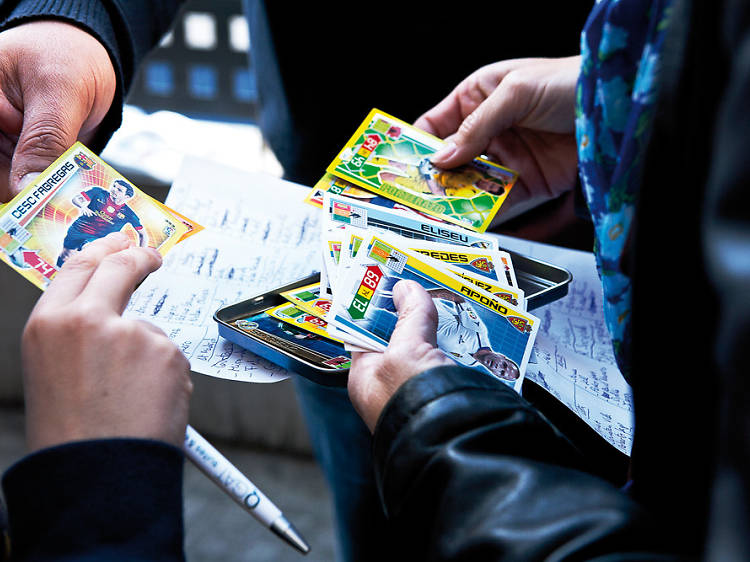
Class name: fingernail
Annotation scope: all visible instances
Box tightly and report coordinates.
[431,142,456,164]
[17,172,40,193]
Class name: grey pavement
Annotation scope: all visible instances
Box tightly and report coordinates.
[0,407,336,561]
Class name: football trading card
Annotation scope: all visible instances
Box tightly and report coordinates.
[323,319,380,352]
[307,173,450,225]
[398,239,510,285]
[151,197,204,243]
[314,237,383,353]
[319,247,333,297]
[497,253,518,289]
[405,240,519,292]
[280,282,332,320]
[447,267,525,309]
[327,109,518,232]
[328,239,342,266]
[334,226,365,271]
[398,241,521,302]
[0,143,190,290]
[268,300,378,351]
[342,342,371,353]
[396,245,525,309]
[344,226,365,259]
[329,234,539,390]
[323,192,498,249]
[267,302,343,342]
[341,229,525,308]
[233,312,351,371]
[321,231,345,292]
[305,173,401,210]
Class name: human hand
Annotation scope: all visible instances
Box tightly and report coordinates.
[0,21,116,203]
[415,57,581,222]
[21,232,192,452]
[348,280,453,432]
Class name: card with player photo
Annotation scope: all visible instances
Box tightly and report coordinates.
[328,234,539,390]
[0,143,194,290]
[326,109,518,232]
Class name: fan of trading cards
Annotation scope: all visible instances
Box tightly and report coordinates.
[0,143,202,291]
[269,109,540,390]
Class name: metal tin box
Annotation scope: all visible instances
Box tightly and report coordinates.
[214,249,572,386]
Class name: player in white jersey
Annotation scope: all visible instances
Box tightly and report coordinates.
[373,279,519,382]
[428,289,520,382]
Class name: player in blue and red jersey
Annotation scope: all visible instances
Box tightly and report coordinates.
[56,179,147,267]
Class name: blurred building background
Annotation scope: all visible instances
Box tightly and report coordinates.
[128,0,259,123]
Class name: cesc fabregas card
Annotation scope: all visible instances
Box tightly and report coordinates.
[0,143,189,290]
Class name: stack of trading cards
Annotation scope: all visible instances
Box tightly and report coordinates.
[314,192,538,390]
[226,278,353,374]
[0,142,202,290]
[297,110,535,389]
[229,299,352,373]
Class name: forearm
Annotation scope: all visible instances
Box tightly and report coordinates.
[373,366,674,559]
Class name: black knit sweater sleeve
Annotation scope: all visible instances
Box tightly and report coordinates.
[2,439,185,561]
[0,0,184,151]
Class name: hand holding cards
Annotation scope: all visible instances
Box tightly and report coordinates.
[313,110,534,389]
[322,214,539,391]
[321,108,518,232]
[0,143,202,289]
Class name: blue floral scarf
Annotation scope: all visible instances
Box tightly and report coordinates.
[575,0,673,378]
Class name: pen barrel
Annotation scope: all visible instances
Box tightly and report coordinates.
[184,425,282,525]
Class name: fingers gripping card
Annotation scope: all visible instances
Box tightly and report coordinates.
[0,143,192,290]
[329,234,539,391]
[327,109,518,232]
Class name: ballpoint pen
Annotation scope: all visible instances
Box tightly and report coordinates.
[184,425,310,554]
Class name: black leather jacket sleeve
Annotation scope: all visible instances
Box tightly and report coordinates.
[0,0,184,151]
[2,439,185,561]
[372,366,677,560]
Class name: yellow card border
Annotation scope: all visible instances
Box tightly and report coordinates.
[326,108,518,233]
